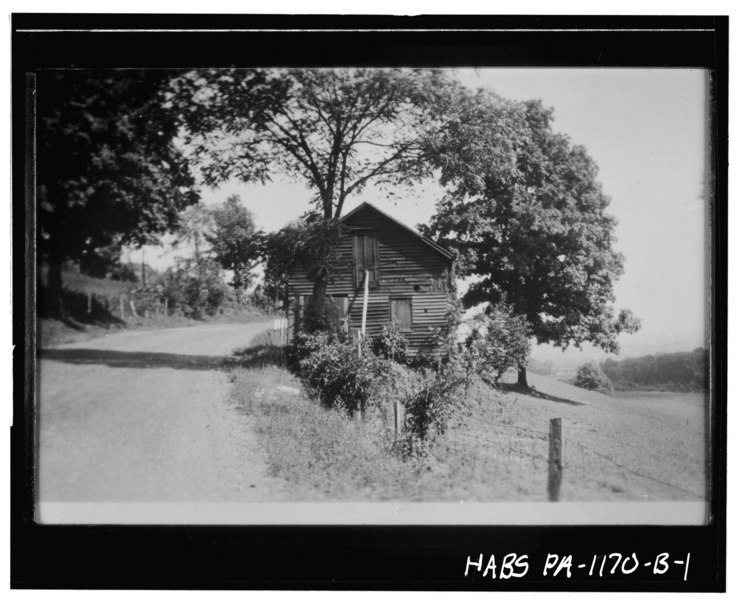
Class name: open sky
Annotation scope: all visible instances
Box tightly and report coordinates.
[137,68,709,360]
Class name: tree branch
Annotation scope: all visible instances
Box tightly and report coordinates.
[343,140,417,197]
[263,112,329,202]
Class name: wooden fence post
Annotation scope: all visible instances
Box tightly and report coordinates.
[87,291,92,314]
[129,299,139,317]
[164,298,168,315]
[393,400,403,442]
[548,418,563,502]
[119,295,125,319]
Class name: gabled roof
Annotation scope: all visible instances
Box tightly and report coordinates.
[340,202,454,262]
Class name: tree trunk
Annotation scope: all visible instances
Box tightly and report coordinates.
[305,275,328,333]
[234,270,243,304]
[46,257,65,319]
[517,364,529,388]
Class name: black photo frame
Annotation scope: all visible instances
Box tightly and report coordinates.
[12,14,728,591]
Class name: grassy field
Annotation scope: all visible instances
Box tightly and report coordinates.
[229,347,708,503]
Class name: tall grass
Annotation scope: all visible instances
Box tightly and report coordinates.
[231,365,415,500]
[229,364,552,501]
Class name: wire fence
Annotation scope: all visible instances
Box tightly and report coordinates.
[561,436,704,500]
[443,416,705,501]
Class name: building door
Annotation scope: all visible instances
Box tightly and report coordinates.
[354,234,379,289]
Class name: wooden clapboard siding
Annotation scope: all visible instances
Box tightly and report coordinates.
[287,202,454,355]
[412,293,449,325]
[348,294,390,337]
[288,235,355,295]
[404,330,449,356]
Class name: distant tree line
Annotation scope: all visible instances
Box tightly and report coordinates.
[600,348,709,392]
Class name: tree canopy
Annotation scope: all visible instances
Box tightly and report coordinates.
[205,195,261,299]
[169,68,454,221]
[37,69,199,316]
[175,203,215,261]
[423,95,640,382]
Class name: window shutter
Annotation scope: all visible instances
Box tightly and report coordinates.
[390,298,412,332]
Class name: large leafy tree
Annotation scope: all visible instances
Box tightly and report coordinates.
[169,68,454,323]
[424,97,640,386]
[206,195,261,301]
[37,70,199,318]
[175,203,215,262]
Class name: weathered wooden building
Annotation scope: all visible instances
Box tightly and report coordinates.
[288,202,454,355]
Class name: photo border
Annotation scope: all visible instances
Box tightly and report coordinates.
[11,13,728,591]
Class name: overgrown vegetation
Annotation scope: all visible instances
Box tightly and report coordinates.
[281,302,533,458]
[292,329,459,456]
[601,348,709,392]
[574,362,614,395]
[297,331,391,417]
[372,322,409,364]
[230,364,459,501]
[229,361,509,501]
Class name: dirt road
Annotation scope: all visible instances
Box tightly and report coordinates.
[38,322,291,502]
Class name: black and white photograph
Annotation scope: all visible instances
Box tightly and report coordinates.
[12,13,726,591]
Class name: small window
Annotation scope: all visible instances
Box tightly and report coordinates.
[354,234,379,289]
[390,298,412,332]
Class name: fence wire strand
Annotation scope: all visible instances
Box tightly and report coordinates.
[447,417,704,500]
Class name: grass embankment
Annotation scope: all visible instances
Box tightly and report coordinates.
[38,268,270,348]
[230,343,707,502]
[229,358,557,501]
[231,362,502,501]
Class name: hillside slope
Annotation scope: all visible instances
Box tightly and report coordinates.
[461,370,708,502]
